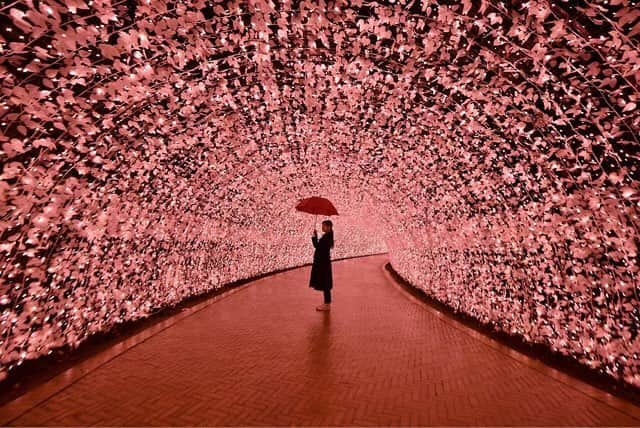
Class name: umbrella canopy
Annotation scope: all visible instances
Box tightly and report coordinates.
[295,197,339,216]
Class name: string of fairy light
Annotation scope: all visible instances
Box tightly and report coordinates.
[0,0,639,388]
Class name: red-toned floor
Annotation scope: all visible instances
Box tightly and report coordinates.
[1,254,639,426]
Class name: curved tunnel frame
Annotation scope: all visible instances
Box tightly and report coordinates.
[0,0,639,391]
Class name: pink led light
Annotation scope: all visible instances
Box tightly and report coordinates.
[0,0,639,388]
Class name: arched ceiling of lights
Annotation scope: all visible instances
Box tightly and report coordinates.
[1,0,639,387]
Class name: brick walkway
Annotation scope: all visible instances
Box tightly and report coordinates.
[2,254,639,426]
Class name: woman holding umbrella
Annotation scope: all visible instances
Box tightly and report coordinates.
[309,220,335,311]
[295,196,338,311]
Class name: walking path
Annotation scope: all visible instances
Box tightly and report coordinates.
[1,254,639,426]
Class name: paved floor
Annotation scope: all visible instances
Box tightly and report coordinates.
[1,254,640,426]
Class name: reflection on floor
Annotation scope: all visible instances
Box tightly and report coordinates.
[1,254,639,426]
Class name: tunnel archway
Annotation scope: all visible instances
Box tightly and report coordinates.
[1,0,639,389]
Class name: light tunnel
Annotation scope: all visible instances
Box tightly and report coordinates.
[0,0,639,393]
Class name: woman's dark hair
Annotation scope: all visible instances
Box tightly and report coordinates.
[322,220,334,249]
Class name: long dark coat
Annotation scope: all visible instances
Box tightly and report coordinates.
[308,231,333,291]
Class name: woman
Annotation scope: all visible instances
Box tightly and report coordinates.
[309,219,334,311]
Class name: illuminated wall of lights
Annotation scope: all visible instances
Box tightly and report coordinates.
[1,0,639,387]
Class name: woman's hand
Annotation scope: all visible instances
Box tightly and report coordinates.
[313,229,318,237]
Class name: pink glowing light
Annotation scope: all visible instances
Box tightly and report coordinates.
[0,0,639,388]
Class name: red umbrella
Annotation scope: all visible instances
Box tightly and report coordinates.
[295,196,339,216]
[295,196,338,230]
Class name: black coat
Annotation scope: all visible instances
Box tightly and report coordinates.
[308,232,333,291]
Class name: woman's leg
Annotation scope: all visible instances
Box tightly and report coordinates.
[323,288,331,304]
